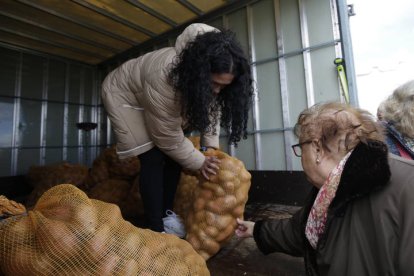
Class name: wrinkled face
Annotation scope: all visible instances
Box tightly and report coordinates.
[210,73,234,94]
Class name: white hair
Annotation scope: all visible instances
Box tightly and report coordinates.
[381,80,414,138]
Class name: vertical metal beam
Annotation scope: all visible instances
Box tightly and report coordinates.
[106,117,112,146]
[40,58,48,166]
[336,0,359,106]
[105,67,112,147]
[274,0,293,171]
[96,70,102,157]
[330,0,343,99]
[222,13,235,157]
[11,52,22,175]
[63,63,69,161]
[298,0,315,107]
[91,69,98,165]
[329,0,342,58]
[78,67,85,164]
[246,5,262,170]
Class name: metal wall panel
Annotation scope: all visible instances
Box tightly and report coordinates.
[18,100,42,147]
[233,137,256,171]
[255,63,282,130]
[0,98,14,148]
[83,69,94,105]
[0,45,103,176]
[21,54,44,99]
[0,48,18,97]
[261,132,286,170]
[227,9,249,60]
[67,105,80,146]
[45,103,64,147]
[306,0,340,104]
[45,148,63,164]
[68,65,81,103]
[311,48,340,103]
[47,60,66,102]
[17,148,39,175]
[0,149,12,176]
[251,0,278,61]
[97,0,343,171]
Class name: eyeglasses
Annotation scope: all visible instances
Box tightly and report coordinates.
[291,140,312,157]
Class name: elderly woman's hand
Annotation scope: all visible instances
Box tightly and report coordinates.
[235,218,255,238]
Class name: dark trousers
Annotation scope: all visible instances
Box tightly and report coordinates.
[137,147,182,232]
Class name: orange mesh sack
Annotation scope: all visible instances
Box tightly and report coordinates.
[84,146,140,191]
[175,149,251,260]
[88,177,144,219]
[0,184,209,276]
[26,163,88,208]
[174,173,199,220]
[0,196,26,218]
[118,176,145,218]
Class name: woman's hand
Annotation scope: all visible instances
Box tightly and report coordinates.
[199,155,221,180]
[235,218,255,238]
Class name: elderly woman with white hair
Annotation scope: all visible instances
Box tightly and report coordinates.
[236,102,414,276]
[378,80,414,159]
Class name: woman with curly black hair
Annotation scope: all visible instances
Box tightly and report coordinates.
[102,23,253,235]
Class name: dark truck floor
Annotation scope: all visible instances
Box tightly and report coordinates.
[206,203,305,276]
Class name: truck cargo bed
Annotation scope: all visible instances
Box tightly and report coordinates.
[207,203,305,276]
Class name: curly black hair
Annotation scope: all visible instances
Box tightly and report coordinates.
[169,29,254,146]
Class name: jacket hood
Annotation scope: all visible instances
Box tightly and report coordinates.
[175,23,219,54]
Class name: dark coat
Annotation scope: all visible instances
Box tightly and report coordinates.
[383,121,414,159]
[253,141,414,276]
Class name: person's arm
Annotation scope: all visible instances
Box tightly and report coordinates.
[236,208,305,257]
[142,82,221,178]
[143,102,204,171]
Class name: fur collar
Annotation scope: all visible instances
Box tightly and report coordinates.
[302,140,391,272]
[330,140,391,215]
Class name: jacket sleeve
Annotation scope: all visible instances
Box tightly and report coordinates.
[398,169,414,276]
[253,208,305,257]
[142,82,205,171]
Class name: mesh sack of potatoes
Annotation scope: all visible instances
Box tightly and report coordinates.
[88,178,144,218]
[0,196,26,219]
[118,176,145,218]
[0,184,209,276]
[175,149,251,260]
[85,146,140,191]
[101,146,141,180]
[25,163,88,208]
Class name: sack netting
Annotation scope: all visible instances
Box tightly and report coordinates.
[174,149,251,260]
[0,184,209,276]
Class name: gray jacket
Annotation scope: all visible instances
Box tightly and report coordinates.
[253,141,414,276]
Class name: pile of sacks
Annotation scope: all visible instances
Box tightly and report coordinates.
[24,138,251,261]
[26,146,143,219]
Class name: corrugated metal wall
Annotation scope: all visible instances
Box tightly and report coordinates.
[0,47,105,177]
[0,0,343,176]
[100,0,343,171]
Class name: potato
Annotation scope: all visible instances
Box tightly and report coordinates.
[35,218,78,259]
[95,254,120,275]
[122,259,140,276]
